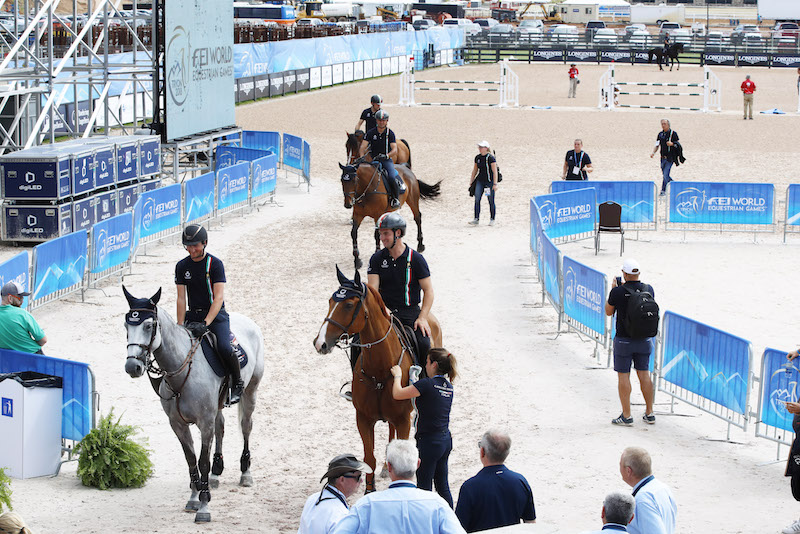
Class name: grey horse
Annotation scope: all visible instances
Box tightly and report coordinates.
[123,286,265,523]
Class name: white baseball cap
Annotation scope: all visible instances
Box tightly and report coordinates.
[477,140,490,148]
[622,259,640,275]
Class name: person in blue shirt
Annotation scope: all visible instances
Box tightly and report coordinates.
[390,348,457,507]
[330,439,465,534]
[455,430,536,532]
[355,94,382,134]
[619,447,677,534]
[581,492,636,533]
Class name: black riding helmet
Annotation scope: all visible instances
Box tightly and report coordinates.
[182,224,208,246]
[371,94,382,104]
[376,212,406,237]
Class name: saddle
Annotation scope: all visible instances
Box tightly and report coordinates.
[391,316,422,369]
[193,328,248,379]
[371,159,407,194]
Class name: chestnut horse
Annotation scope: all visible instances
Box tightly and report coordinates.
[346,131,412,167]
[313,267,443,492]
[339,161,441,269]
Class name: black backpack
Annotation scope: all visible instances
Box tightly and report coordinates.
[622,285,659,339]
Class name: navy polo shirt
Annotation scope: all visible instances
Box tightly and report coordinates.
[360,107,378,132]
[565,150,591,180]
[656,129,678,158]
[364,127,396,157]
[607,281,654,338]
[413,376,453,437]
[175,253,226,312]
[474,153,496,185]
[455,464,536,532]
[367,245,430,311]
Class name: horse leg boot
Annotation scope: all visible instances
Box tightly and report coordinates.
[195,430,214,523]
[239,377,258,487]
[352,215,364,270]
[209,411,225,489]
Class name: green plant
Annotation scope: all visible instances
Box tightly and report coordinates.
[0,467,11,512]
[75,409,153,490]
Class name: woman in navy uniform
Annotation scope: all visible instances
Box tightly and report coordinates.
[469,140,499,226]
[562,139,593,181]
[390,348,458,507]
[359,109,403,208]
[175,224,243,404]
[355,94,382,134]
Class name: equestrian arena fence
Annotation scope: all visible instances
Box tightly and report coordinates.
[598,65,722,113]
[399,59,519,108]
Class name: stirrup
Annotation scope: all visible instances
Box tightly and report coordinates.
[390,198,400,208]
[396,178,407,194]
[226,379,244,406]
[339,381,353,402]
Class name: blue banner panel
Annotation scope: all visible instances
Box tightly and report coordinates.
[669,182,774,225]
[661,311,751,415]
[540,233,560,307]
[551,181,656,223]
[134,183,181,240]
[214,145,273,170]
[185,172,216,222]
[252,155,277,198]
[787,184,800,226]
[534,188,596,239]
[217,162,250,209]
[242,130,281,158]
[90,212,133,273]
[0,252,30,308]
[0,348,93,441]
[303,140,311,180]
[283,133,303,171]
[529,199,543,274]
[32,229,88,300]
[562,256,606,335]
[760,348,798,433]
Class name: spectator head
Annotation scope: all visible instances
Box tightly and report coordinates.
[621,258,641,281]
[746,74,751,80]
[574,139,583,151]
[427,348,458,382]
[479,430,512,465]
[620,447,653,486]
[602,491,636,525]
[1,281,30,307]
[386,439,419,481]
[660,118,671,130]
[321,453,372,498]
[0,511,33,534]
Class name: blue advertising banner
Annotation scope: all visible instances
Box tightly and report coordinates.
[661,311,751,415]
[215,146,273,170]
[0,252,29,307]
[540,233,560,307]
[534,188,596,239]
[90,212,133,273]
[0,348,94,441]
[759,348,797,433]
[303,140,311,180]
[669,182,774,225]
[283,133,303,171]
[252,155,277,198]
[562,256,606,335]
[217,162,250,209]
[242,130,281,159]
[134,183,181,240]
[551,181,657,223]
[529,199,543,275]
[787,184,800,226]
[32,229,87,300]
[185,172,216,222]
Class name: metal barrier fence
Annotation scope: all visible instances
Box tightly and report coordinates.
[560,256,610,364]
[550,181,658,232]
[755,348,797,451]
[29,230,89,311]
[785,185,800,242]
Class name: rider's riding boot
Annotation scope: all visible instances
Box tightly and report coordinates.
[396,175,407,194]
[228,356,244,405]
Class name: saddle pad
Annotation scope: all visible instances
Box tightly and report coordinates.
[201,333,248,378]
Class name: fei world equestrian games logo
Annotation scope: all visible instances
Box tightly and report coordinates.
[167,26,190,107]
[141,195,179,232]
[675,186,767,219]
[166,24,234,108]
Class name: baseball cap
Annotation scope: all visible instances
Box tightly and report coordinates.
[1,281,30,297]
[622,259,640,275]
[319,453,373,483]
[477,140,490,148]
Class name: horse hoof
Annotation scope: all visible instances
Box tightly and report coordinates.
[240,474,254,487]
[195,512,211,523]
[355,258,362,270]
[209,476,219,489]
[184,500,201,512]
[418,244,425,253]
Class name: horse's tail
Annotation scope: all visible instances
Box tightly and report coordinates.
[401,139,411,169]
[418,179,442,200]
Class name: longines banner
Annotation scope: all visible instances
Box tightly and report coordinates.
[165,0,235,141]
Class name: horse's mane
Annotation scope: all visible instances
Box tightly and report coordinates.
[364,283,391,323]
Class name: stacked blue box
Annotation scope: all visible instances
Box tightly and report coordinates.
[94,190,117,222]
[68,145,96,197]
[114,136,139,184]
[117,183,138,214]
[139,178,161,193]
[137,135,161,177]
[2,203,72,241]
[0,146,72,201]
[72,196,96,232]
[86,141,115,188]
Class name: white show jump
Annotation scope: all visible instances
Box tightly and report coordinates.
[399,59,519,108]
[598,65,721,112]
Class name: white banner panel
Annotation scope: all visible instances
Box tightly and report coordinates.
[332,64,343,84]
[381,57,391,75]
[321,65,333,86]
[353,61,363,80]
[390,56,399,74]
[364,60,373,78]
[310,67,322,88]
[343,62,354,82]
[165,0,234,141]
[372,58,381,77]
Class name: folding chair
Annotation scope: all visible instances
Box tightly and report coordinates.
[595,201,624,256]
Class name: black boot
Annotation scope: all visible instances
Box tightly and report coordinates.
[227,356,244,405]
[385,174,400,208]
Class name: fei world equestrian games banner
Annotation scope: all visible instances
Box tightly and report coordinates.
[90,213,132,274]
[217,162,250,210]
[551,181,656,223]
[759,348,798,433]
[534,188,596,239]
[32,230,88,301]
[134,183,182,241]
[165,0,235,141]
[252,154,277,198]
[562,257,606,335]
[185,172,216,223]
[0,252,29,307]
[669,182,774,225]
[787,184,800,226]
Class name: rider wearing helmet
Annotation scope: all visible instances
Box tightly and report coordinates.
[360,109,404,209]
[368,212,433,367]
[355,94,382,134]
[175,224,244,405]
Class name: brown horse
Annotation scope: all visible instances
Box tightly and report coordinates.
[339,161,441,269]
[313,266,443,493]
[346,131,412,167]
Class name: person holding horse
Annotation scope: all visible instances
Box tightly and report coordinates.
[469,140,498,226]
[359,109,404,209]
[298,454,372,534]
[390,348,458,507]
[355,94,382,134]
[175,224,243,405]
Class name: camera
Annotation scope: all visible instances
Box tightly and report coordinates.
[615,276,622,286]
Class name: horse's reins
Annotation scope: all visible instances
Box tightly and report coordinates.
[346,161,384,205]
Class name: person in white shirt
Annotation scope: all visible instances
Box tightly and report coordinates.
[619,447,677,534]
[298,454,372,534]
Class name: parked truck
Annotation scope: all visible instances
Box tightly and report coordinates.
[630,4,685,25]
[758,0,800,22]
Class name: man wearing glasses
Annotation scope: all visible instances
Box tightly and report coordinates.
[298,454,372,534]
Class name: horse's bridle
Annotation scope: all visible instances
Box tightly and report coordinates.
[126,307,160,370]
[342,160,381,206]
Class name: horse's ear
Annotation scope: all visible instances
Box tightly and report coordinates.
[339,162,345,170]
[122,285,135,307]
[151,287,162,305]
[336,264,349,286]
[354,269,362,286]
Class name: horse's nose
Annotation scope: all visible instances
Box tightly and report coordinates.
[125,358,144,378]
[314,337,327,353]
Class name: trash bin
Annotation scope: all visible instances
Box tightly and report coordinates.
[0,371,63,479]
